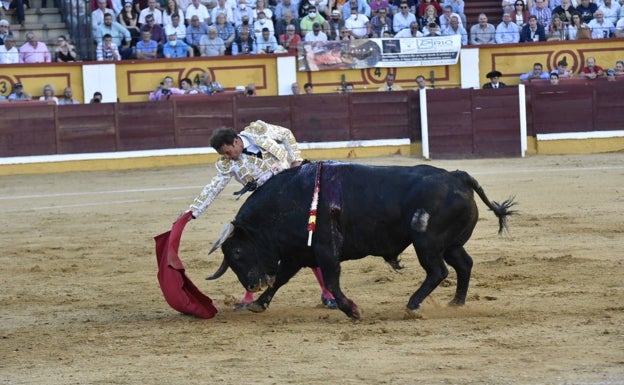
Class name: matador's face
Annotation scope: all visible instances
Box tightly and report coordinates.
[218,137,244,161]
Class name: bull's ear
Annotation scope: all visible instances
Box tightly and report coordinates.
[208,222,235,255]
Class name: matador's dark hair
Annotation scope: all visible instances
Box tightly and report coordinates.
[210,127,238,150]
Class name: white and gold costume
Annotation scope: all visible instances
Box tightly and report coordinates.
[189,120,303,218]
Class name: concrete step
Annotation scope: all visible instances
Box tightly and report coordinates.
[11,22,68,41]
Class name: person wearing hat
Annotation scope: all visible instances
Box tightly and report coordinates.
[327,9,345,40]
[483,70,506,89]
[304,21,328,41]
[8,82,32,101]
[163,31,194,57]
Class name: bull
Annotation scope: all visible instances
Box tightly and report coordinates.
[208,161,516,320]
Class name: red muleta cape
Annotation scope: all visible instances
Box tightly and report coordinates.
[154,211,218,318]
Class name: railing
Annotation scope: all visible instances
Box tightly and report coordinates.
[58,0,94,61]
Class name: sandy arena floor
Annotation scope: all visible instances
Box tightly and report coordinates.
[1,153,623,385]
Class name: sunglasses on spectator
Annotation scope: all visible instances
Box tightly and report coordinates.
[400,5,408,8]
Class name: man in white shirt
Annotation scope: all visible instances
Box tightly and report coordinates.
[211,0,234,24]
[344,6,369,38]
[0,37,19,64]
[495,12,520,43]
[587,9,614,38]
[164,13,186,39]
[186,0,211,24]
[304,22,328,41]
[139,0,164,25]
[91,0,115,35]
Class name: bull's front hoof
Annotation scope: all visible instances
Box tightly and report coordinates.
[246,301,266,313]
[403,307,425,320]
[448,297,466,307]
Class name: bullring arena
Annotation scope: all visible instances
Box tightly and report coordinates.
[1,151,623,384]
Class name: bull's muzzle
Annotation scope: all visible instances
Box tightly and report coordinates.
[247,274,276,292]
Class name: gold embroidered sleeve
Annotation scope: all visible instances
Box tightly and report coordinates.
[248,120,303,164]
[188,160,232,218]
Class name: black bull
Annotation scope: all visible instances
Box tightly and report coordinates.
[208,162,517,320]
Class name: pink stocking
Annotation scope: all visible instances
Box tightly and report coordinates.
[312,267,334,299]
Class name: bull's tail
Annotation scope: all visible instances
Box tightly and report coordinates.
[451,170,518,234]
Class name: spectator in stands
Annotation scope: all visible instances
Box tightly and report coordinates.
[139,0,163,25]
[520,62,550,82]
[141,13,166,51]
[495,12,521,43]
[370,7,392,38]
[233,0,253,28]
[59,87,80,105]
[200,25,226,56]
[96,13,133,59]
[579,56,604,79]
[211,0,233,24]
[276,10,301,38]
[378,73,403,91]
[395,20,422,37]
[304,22,328,41]
[164,13,186,40]
[8,82,32,101]
[549,72,559,85]
[444,0,466,24]
[369,0,391,16]
[439,5,462,31]
[136,30,158,58]
[470,13,496,44]
[546,13,567,40]
[119,1,141,45]
[300,6,327,37]
[304,82,313,94]
[576,0,597,23]
[92,0,115,35]
[483,70,506,89]
[393,1,416,34]
[275,0,298,22]
[163,31,194,57]
[615,60,624,75]
[0,36,18,64]
[231,29,256,55]
[255,0,273,20]
[90,92,103,103]
[4,0,27,27]
[511,0,529,27]
[554,57,573,78]
[520,15,546,41]
[54,36,78,62]
[345,6,370,38]
[326,9,344,39]
[19,32,51,63]
[606,68,617,81]
[253,10,275,42]
[443,15,467,44]
[96,33,121,60]
[163,0,184,26]
[214,13,235,53]
[149,76,184,101]
[198,71,224,94]
[419,5,440,33]
[598,0,620,25]
[256,27,278,53]
[179,77,200,94]
[423,22,441,36]
[185,15,208,56]
[341,0,371,21]
[245,83,257,96]
[567,12,587,40]
[185,0,210,24]
[339,26,355,39]
[291,82,301,95]
[279,24,302,53]
[0,19,12,45]
[552,0,574,25]
[417,0,442,18]
[529,0,551,29]
[414,74,428,90]
[587,10,614,38]
[615,16,624,37]
[39,84,59,104]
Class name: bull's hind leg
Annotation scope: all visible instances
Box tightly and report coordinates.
[443,246,473,306]
[407,245,449,312]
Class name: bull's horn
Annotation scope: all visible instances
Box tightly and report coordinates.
[206,258,228,280]
[208,222,235,255]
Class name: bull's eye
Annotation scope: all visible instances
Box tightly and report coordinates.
[232,247,243,261]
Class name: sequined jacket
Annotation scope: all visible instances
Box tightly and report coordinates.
[189,120,303,218]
